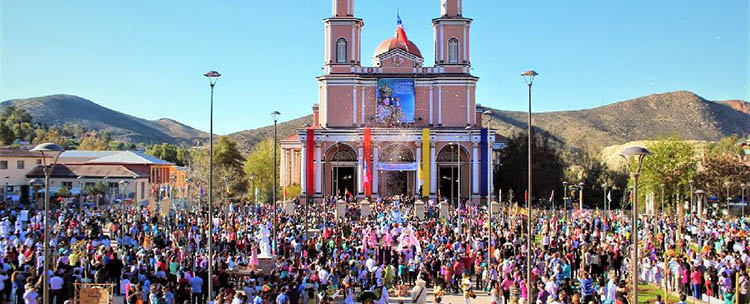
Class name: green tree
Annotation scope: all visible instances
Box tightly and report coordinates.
[496,133,566,204]
[190,136,247,200]
[78,133,110,150]
[695,150,750,203]
[243,138,279,203]
[707,135,745,160]
[569,152,629,209]
[635,137,697,212]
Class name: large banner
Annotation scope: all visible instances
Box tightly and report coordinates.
[376,78,415,124]
[376,162,418,171]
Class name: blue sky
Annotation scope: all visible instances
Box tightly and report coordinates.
[1,0,747,135]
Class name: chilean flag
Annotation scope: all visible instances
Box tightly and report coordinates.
[362,162,371,189]
[396,14,408,47]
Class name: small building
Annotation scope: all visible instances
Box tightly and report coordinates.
[0,148,47,202]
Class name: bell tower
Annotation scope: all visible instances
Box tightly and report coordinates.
[433,0,472,66]
[323,0,363,71]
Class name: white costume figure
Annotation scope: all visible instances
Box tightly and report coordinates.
[411,278,427,304]
[257,224,272,257]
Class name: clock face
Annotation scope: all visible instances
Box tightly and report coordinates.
[392,56,405,67]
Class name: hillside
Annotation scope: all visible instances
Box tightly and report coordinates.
[228,115,313,153]
[1,94,209,145]
[229,91,749,156]
[482,91,749,154]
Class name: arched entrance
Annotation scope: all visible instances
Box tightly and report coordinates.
[378,143,415,197]
[437,144,470,204]
[325,143,357,197]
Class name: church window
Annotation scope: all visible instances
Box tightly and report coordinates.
[336,38,348,63]
[448,38,459,64]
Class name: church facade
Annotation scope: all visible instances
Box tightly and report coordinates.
[280,0,497,203]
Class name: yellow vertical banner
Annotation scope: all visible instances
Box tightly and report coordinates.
[421,128,430,197]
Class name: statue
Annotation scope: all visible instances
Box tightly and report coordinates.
[256,223,272,257]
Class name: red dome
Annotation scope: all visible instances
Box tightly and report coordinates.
[374,37,423,58]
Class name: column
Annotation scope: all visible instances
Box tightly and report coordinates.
[357,145,364,195]
[472,141,479,195]
[315,143,322,195]
[430,143,436,196]
[280,148,287,186]
[488,142,494,200]
[416,142,422,195]
[300,143,306,195]
[373,144,379,195]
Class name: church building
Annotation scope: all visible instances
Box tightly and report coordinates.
[280,0,497,203]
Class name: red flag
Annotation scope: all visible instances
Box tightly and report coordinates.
[525,190,528,203]
[396,14,408,47]
[345,188,354,200]
[363,128,373,196]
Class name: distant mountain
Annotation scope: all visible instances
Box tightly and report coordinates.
[228,91,749,156]
[1,94,208,145]
[721,100,750,114]
[228,115,313,153]
[482,91,749,154]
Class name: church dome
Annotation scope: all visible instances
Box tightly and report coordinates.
[374,37,423,58]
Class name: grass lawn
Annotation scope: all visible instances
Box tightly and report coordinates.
[638,283,681,304]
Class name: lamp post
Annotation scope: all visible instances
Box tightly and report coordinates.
[563,182,568,210]
[578,182,584,210]
[725,181,731,208]
[521,69,537,302]
[602,183,608,211]
[31,143,65,304]
[203,70,220,300]
[689,180,694,215]
[77,176,84,210]
[741,183,746,217]
[695,189,705,220]
[456,136,462,228]
[271,110,280,255]
[619,146,651,304]
[482,110,494,269]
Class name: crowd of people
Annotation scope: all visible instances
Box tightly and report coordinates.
[0,194,749,304]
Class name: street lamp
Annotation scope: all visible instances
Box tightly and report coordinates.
[203,70,221,300]
[521,69,537,302]
[695,189,705,218]
[742,183,747,217]
[620,146,650,304]
[271,110,280,255]
[689,180,694,215]
[578,182,584,210]
[563,181,568,210]
[30,143,65,304]
[602,183,608,211]
[724,181,731,207]
[481,110,493,269]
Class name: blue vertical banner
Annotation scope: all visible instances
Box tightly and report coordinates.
[480,128,488,196]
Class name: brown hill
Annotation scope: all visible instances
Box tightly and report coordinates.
[228,91,749,155]
[721,100,750,114]
[1,94,209,145]
[228,115,313,153]
[482,91,749,154]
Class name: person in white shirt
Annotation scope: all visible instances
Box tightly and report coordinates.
[23,284,37,304]
[49,272,64,304]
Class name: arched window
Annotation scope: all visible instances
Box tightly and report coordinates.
[448,38,459,64]
[336,38,348,63]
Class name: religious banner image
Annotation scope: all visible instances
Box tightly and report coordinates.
[376,78,415,125]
